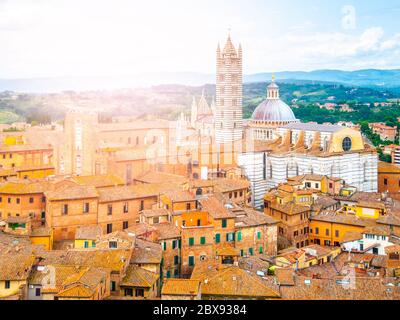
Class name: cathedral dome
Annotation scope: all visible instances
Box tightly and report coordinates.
[251,78,297,122]
[251,99,297,122]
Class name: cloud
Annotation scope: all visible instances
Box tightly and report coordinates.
[246,27,400,72]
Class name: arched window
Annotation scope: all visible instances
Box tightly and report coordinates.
[196,188,203,196]
[286,161,299,178]
[342,137,352,152]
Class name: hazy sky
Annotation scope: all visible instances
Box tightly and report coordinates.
[1,0,400,78]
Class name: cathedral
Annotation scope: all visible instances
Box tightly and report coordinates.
[187,34,378,208]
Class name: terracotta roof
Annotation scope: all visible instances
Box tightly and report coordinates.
[270,202,311,216]
[98,183,181,202]
[275,268,295,286]
[72,174,125,188]
[120,265,159,288]
[341,232,363,243]
[0,253,36,280]
[310,211,374,227]
[212,178,250,193]
[130,238,162,265]
[98,230,134,243]
[362,225,391,236]
[385,244,400,254]
[378,161,400,174]
[135,171,187,185]
[377,214,400,227]
[141,208,170,218]
[233,207,278,228]
[46,184,98,201]
[162,190,196,202]
[199,195,236,219]
[125,223,157,239]
[153,223,180,240]
[191,264,280,298]
[0,180,49,195]
[280,275,400,300]
[38,249,131,273]
[161,279,201,296]
[75,225,102,240]
[56,284,94,298]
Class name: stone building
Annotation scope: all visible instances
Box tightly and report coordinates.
[239,123,378,208]
[215,35,243,144]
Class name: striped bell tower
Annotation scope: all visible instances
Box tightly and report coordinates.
[215,34,243,144]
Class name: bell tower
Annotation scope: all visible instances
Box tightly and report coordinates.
[215,33,243,144]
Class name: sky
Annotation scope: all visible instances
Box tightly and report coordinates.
[1,0,400,78]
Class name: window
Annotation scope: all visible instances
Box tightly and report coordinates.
[188,256,195,266]
[123,202,129,213]
[324,240,331,246]
[226,233,235,242]
[83,202,89,213]
[335,230,339,237]
[174,269,179,277]
[189,237,194,246]
[16,198,20,204]
[0,197,2,202]
[249,248,254,256]
[153,217,160,224]
[106,223,112,234]
[174,255,179,265]
[111,281,116,291]
[325,229,329,236]
[107,205,113,215]
[215,233,221,244]
[29,197,34,204]
[5,280,10,289]
[200,236,206,245]
[123,221,128,230]
[35,288,41,297]
[259,246,263,254]
[234,191,238,198]
[140,200,144,211]
[62,204,68,215]
[237,231,242,241]
[342,137,352,151]
[135,289,144,297]
[186,203,191,210]
[222,219,227,228]
[172,240,178,249]
[315,183,319,189]
[109,241,118,249]
[257,231,261,239]
[315,227,319,235]
[384,178,388,186]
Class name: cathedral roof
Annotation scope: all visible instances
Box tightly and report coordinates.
[252,99,297,122]
[223,35,237,55]
[251,80,297,122]
[197,91,212,116]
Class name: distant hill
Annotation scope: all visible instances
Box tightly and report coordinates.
[245,69,400,88]
[2,69,400,93]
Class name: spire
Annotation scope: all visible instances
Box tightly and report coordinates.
[223,31,237,55]
[191,96,197,128]
[267,74,279,99]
